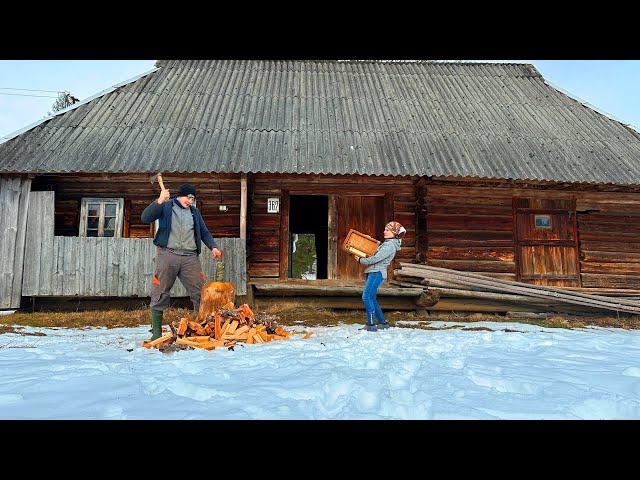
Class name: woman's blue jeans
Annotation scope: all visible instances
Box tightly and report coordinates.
[362,271,385,324]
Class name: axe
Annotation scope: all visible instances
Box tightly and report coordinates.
[150,172,166,191]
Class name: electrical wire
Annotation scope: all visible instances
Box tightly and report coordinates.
[0,87,65,93]
[0,92,59,98]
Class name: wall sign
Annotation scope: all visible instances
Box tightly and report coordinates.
[267,197,280,213]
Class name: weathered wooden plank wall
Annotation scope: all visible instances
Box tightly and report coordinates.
[422,180,640,289]
[0,175,32,308]
[22,191,246,297]
[249,173,418,281]
[22,236,246,297]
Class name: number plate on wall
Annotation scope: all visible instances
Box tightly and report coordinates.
[267,197,280,213]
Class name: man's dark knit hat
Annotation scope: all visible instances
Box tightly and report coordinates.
[177,183,197,198]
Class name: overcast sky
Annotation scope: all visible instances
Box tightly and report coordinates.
[1,319,639,420]
[1,60,639,140]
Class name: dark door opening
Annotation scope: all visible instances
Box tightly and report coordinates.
[289,195,328,279]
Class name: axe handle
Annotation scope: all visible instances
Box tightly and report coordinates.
[157,176,165,190]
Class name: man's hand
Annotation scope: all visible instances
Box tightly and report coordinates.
[212,248,223,259]
[157,188,170,204]
[353,254,361,261]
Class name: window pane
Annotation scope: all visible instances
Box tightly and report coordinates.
[88,204,100,217]
[88,216,99,229]
[105,217,116,230]
[535,215,551,228]
[103,230,115,238]
[105,204,117,216]
[87,229,99,237]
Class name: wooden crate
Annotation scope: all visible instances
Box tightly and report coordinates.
[342,229,380,257]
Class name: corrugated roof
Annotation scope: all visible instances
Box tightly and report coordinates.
[1,59,639,185]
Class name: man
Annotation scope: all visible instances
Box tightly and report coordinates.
[142,183,223,340]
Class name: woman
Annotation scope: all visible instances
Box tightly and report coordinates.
[353,221,406,331]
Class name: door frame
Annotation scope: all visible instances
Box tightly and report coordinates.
[513,197,581,286]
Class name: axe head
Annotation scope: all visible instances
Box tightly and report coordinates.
[150,172,165,190]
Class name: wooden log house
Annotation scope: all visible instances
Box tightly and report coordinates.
[2,60,640,312]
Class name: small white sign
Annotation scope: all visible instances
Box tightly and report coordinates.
[267,197,280,213]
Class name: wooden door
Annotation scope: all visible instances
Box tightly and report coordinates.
[515,198,580,287]
[335,196,385,280]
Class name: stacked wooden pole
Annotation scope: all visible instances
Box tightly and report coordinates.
[395,263,640,315]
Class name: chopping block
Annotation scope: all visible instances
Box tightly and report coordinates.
[196,281,236,323]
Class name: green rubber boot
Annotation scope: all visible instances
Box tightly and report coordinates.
[150,309,163,341]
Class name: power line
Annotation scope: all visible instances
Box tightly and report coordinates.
[0,87,64,94]
[0,92,59,98]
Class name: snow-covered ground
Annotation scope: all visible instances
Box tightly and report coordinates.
[1,321,639,419]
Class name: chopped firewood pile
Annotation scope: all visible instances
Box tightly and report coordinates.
[142,303,313,351]
[394,263,640,317]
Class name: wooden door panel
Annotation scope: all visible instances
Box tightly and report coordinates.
[516,198,580,287]
[516,213,574,241]
[519,246,579,277]
[336,196,385,280]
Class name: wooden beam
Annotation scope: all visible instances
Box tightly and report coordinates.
[328,195,337,279]
[240,174,247,240]
[252,283,424,297]
[279,190,289,280]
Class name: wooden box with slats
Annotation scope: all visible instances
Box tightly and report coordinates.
[342,229,380,258]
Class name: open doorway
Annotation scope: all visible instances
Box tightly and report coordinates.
[289,195,328,279]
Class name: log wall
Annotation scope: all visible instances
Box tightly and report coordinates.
[422,179,640,289]
[248,173,418,281]
[577,198,640,289]
[31,173,242,238]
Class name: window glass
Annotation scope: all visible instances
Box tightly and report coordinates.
[105,204,117,216]
[87,216,99,229]
[81,198,123,237]
[535,215,551,228]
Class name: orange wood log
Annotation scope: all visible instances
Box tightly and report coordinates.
[142,333,174,348]
[214,312,222,340]
[227,320,239,334]
[220,318,231,336]
[239,304,255,323]
[302,332,314,339]
[234,325,249,335]
[253,333,264,344]
[188,336,213,342]
[177,317,189,336]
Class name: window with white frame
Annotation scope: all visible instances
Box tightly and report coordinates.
[79,198,124,237]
